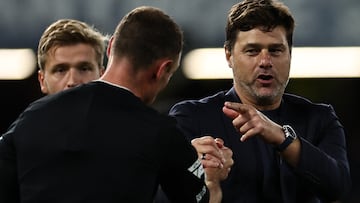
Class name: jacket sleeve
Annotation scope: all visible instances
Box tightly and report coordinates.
[0,121,21,203]
[293,104,351,201]
[156,118,210,203]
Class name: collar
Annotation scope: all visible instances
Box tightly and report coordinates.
[95,79,132,93]
[224,87,241,103]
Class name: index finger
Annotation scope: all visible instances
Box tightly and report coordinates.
[223,102,251,120]
[224,101,249,113]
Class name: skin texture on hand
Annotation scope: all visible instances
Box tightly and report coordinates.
[222,101,300,167]
[222,101,284,145]
[191,136,234,203]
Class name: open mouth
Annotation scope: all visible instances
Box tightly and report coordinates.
[258,74,273,80]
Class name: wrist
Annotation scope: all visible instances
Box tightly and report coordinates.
[205,181,222,203]
[275,125,297,152]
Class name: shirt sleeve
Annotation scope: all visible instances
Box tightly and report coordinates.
[155,118,209,203]
[0,120,21,203]
[295,104,351,201]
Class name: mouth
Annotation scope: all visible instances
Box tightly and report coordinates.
[256,74,274,85]
[258,74,273,80]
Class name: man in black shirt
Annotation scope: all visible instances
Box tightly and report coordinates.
[0,6,233,203]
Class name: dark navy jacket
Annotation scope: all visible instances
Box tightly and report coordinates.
[169,87,351,203]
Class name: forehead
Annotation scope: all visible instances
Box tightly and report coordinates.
[48,43,96,57]
[45,44,97,62]
[236,26,288,47]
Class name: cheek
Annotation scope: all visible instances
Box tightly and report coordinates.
[82,73,101,82]
[45,76,67,89]
[275,58,291,76]
[46,79,61,90]
[90,69,103,78]
[233,59,253,76]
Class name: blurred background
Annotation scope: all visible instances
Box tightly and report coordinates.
[1,0,359,202]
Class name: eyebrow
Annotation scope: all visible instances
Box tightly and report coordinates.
[75,61,96,67]
[244,43,286,48]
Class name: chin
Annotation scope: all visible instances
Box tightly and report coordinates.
[255,91,277,104]
[256,89,275,97]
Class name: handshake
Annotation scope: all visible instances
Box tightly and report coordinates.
[191,136,234,202]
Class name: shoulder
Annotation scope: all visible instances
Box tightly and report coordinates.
[15,82,104,127]
[30,83,94,110]
[283,93,333,109]
[170,90,227,113]
[282,93,338,119]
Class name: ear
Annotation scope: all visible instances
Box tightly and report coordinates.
[99,66,105,76]
[38,70,48,94]
[154,59,173,80]
[225,46,233,68]
[107,36,114,57]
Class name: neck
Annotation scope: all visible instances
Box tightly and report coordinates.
[100,57,149,103]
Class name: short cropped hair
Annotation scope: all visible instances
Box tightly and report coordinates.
[111,6,183,70]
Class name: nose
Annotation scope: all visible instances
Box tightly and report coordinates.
[66,69,81,88]
[259,50,273,69]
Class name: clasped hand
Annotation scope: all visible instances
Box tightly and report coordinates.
[191,136,233,184]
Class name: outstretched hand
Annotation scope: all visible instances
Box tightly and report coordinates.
[222,101,283,145]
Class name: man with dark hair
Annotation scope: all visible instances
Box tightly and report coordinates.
[166,0,351,202]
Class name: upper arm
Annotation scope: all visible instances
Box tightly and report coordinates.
[0,131,20,203]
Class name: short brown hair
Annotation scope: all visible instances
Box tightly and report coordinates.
[37,19,108,70]
[224,0,295,52]
[111,6,183,70]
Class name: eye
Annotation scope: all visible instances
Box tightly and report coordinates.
[269,48,281,55]
[244,48,260,56]
[269,46,286,56]
[52,66,67,74]
[78,64,95,72]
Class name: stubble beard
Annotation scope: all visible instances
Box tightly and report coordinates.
[239,79,287,106]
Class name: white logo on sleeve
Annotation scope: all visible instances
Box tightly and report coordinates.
[187,159,204,179]
[188,159,206,202]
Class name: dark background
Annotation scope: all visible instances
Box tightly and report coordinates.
[1,0,359,202]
